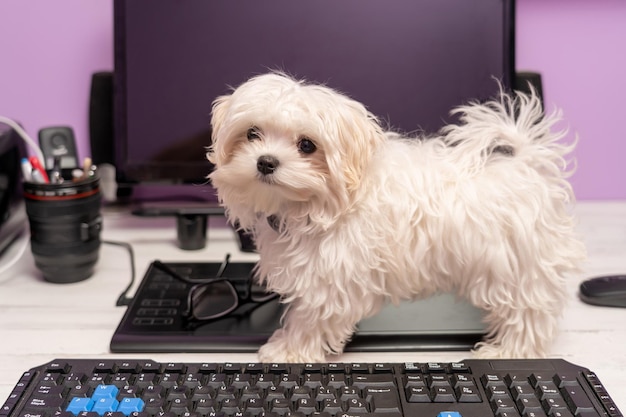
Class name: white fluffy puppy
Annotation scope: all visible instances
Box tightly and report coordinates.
[208,72,585,363]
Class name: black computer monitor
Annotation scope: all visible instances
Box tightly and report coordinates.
[112,0,515,197]
[0,125,27,255]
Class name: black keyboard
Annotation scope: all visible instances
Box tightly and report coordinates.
[2,359,622,417]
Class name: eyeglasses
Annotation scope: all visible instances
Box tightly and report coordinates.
[152,254,277,322]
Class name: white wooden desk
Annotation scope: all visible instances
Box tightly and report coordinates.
[1,201,625,412]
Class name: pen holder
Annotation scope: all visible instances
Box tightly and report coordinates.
[23,175,102,283]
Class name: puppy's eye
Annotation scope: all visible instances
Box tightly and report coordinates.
[247,127,261,141]
[297,137,317,154]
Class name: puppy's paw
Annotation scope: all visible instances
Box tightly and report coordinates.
[472,343,508,359]
[257,331,326,363]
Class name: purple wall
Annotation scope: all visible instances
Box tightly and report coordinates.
[516,0,626,200]
[1,0,624,200]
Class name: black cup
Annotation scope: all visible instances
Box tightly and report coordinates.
[23,175,102,283]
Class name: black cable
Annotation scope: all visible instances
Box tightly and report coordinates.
[102,239,136,306]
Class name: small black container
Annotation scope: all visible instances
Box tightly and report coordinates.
[23,175,102,283]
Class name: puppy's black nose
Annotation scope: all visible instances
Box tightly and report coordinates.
[257,155,279,175]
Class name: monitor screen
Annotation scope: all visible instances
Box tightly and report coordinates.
[113,0,515,190]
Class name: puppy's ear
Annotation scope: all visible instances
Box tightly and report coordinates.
[330,98,385,194]
[207,94,232,166]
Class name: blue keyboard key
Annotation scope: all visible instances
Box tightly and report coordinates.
[92,397,120,415]
[117,398,145,416]
[92,385,119,400]
[438,413,462,417]
[66,397,94,415]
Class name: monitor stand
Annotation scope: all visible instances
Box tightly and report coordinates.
[131,202,225,250]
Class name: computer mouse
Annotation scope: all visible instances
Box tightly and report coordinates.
[579,275,626,308]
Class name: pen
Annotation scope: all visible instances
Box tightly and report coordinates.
[50,156,63,184]
[31,168,46,184]
[29,156,50,183]
[21,158,33,182]
[83,157,92,176]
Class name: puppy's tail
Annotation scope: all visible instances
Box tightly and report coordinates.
[441,87,576,192]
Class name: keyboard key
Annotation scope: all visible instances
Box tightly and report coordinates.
[327,363,345,373]
[92,397,119,415]
[46,362,71,373]
[239,385,262,401]
[511,382,535,400]
[303,373,324,389]
[449,362,471,373]
[366,388,401,413]
[253,373,275,389]
[451,373,473,387]
[166,385,189,400]
[158,373,179,388]
[41,373,63,386]
[292,386,314,401]
[138,362,160,373]
[429,374,450,386]
[182,373,202,388]
[92,386,119,400]
[560,384,595,415]
[405,374,426,388]
[535,381,560,400]
[267,363,288,374]
[431,385,456,403]
[516,396,543,415]
[529,373,555,388]
[220,363,241,373]
[242,398,264,415]
[93,362,117,374]
[346,398,368,413]
[541,397,570,415]
[505,372,529,387]
[133,373,157,388]
[295,397,317,414]
[142,397,164,415]
[315,386,336,402]
[278,373,299,389]
[34,384,64,398]
[406,386,431,403]
[426,363,446,373]
[25,394,65,411]
[373,363,393,373]
[66,398,94,414]
[321,398,343,414]
[117,398,145,416]
[486,384,510,401]
[167,397,191,414]
[350,363,370,373]
[121,387,143,402]
[193,398,216,414]
[244,363,264,373]
[269,398,291,414]
[481,373,505,388]
[303,363,323,373]
[87,374,107,387]
[117,362,140,373]
[68,385,91,398]
[456,385,482,403]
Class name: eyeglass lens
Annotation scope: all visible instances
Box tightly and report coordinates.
[189,280,239,320]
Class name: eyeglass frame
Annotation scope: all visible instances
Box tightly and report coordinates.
[152,254,277,322]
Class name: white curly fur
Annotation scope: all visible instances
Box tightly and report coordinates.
[207,72,586,363]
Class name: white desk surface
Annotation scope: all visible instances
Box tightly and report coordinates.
[1,201,625,412]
